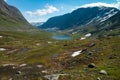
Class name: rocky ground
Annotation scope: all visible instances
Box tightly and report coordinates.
[0,31,119,80]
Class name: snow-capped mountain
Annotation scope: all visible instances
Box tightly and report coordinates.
[40,6,120,37]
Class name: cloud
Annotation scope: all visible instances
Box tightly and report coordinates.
[80,2,117,8]
[25,5,59,16]
[114,0,120,8]
[72,1,120,11]
[4,0,7,2]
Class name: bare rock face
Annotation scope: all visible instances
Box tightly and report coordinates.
[0,0,33,30]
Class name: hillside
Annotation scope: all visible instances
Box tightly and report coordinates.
[40,6,120,37]
[0,1,119,80]
[0,0,33,31]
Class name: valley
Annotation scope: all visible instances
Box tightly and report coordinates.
[0,31,119,80]
[0,0,120,80]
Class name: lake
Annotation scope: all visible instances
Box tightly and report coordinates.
[52,34,72,40]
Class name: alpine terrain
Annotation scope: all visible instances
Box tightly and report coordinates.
[0,0,120,80]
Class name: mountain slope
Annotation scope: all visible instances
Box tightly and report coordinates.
[0,0,33,31]
[40,6,120,37]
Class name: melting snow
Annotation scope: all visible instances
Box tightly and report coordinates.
[80,37,86,40]
[100,11,118,22]
[0,48,6,51]
[19,64,27,67]
[85,33,92,37]
[80,33,92,40]
[72,50,82,57]
[72,32,77,34]
[48,41,52,44]
[0,36,3,38]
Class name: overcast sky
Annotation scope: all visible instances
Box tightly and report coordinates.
[5,0,120,22]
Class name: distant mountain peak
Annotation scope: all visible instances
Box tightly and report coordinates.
[40,6,120,37]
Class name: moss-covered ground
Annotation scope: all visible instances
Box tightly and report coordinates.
[0,31,119,80]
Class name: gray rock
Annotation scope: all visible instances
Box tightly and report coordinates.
[44,74,67,80]
[99,70,107,75]
[88,43,95,47]
[16,71,21,75]
[96,77,101,80]
[88,63,96,68]
[88,52,93,55]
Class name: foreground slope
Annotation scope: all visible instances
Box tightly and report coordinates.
[0,32,119,80]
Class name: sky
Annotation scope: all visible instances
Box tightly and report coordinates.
[5,0,120,22]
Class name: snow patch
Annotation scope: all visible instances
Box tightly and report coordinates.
[80,33,92,40]
[0,48,6,51]
[48,41,52,44]
[85,33,92,37]
[19,64,27,67]
[72,32,77,34]
[0,36,3,38]
[100,11,118,22]
[80,37,86,40]
[72,50,82,57]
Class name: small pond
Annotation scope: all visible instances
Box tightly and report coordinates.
[52,34,72,40]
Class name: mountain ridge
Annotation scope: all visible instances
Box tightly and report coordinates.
[40,6,120,37]
[0,0,34,31]
[40,7,119,30]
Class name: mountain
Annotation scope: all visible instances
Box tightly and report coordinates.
[40,6,120,37]
[31,22,44,27]
[0,0,33,31]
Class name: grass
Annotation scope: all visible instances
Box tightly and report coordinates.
[0,30,119,80]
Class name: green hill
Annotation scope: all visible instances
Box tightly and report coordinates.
[0,0,33,31]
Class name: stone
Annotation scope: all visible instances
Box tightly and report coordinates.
[37,65,43,68]
[81,48,87,52]
[42,70,48,74]
[9,78,13,80]
[36,43,41,46]
[63,44,68,46]
[88,52,93,55]
[99,70,107,75]
[19,64,27,67]
[88,43,95,47]
[16,71,21,75]
[88,63,96,68]
[96,77,101,80]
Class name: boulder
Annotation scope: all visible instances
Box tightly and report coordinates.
[16,71,21,75]
[96,77,101,80]
[37,65,43,68]
[88,63,96,68]
[99,70,107,75]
